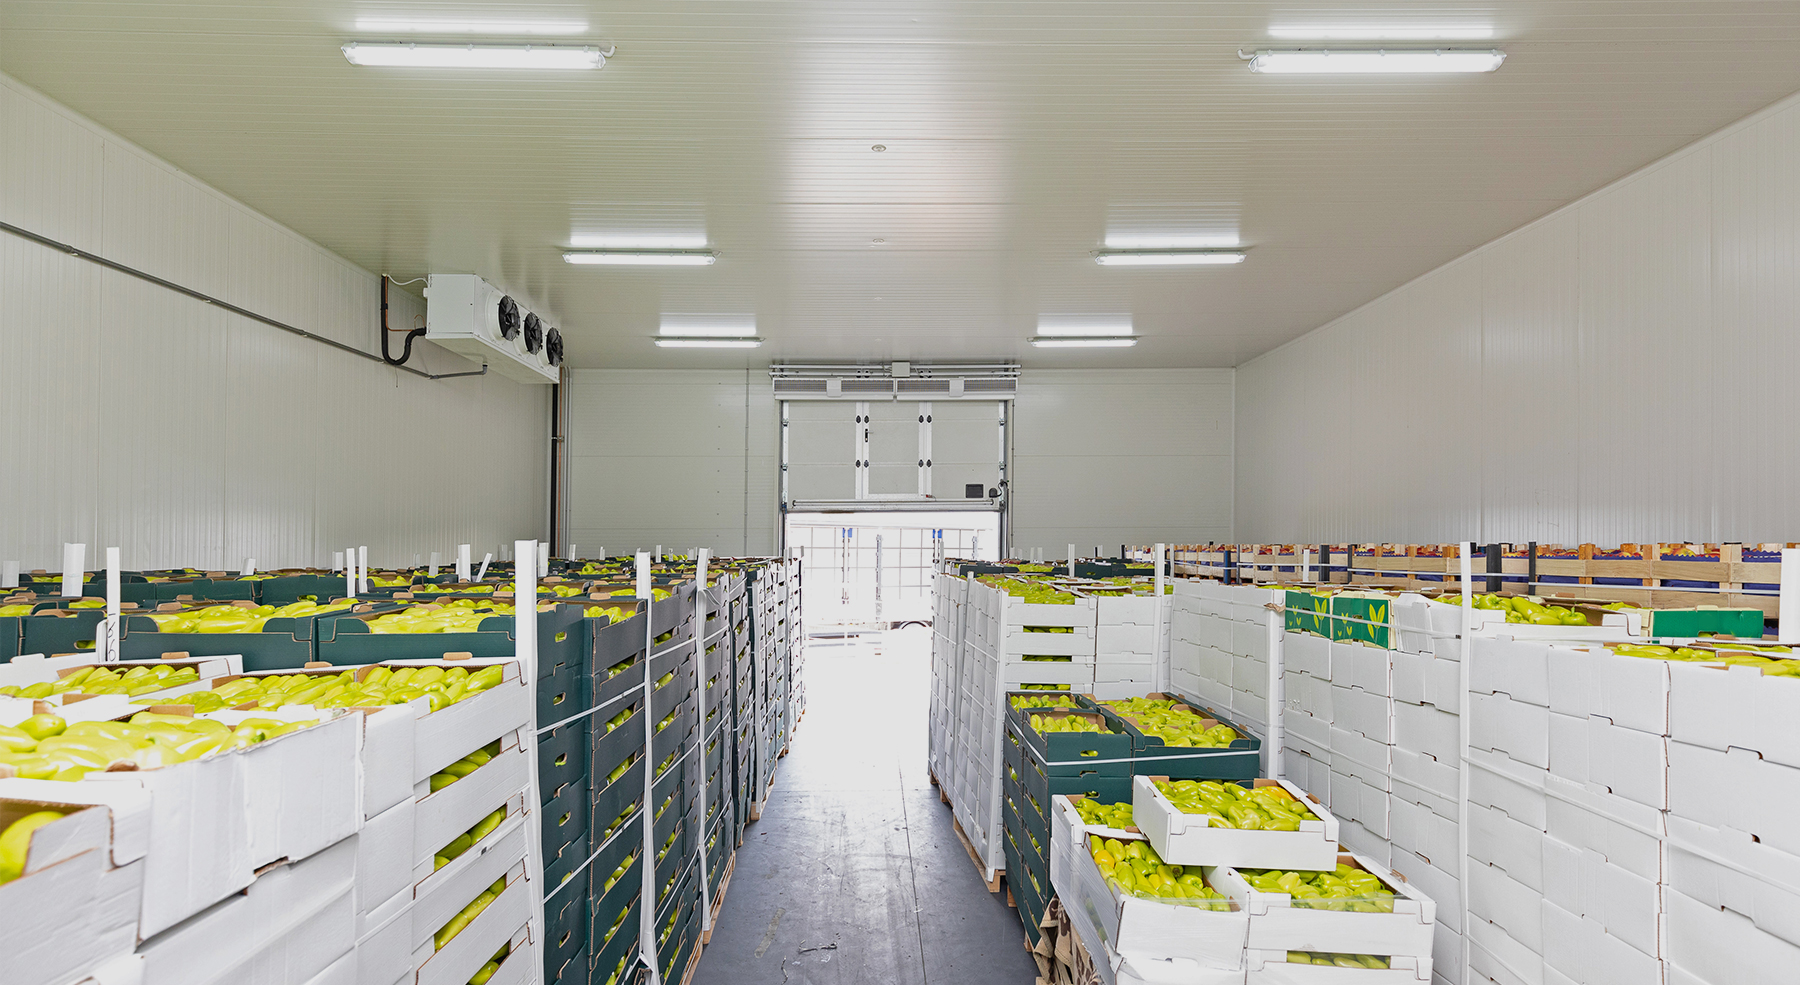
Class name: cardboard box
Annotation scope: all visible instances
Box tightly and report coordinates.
[0,791,147,985]
[1133,776,1338,871]
[1545,647,1668,736]
[410,861,533,985]
[1387,799,1456,873]
[1389,748,1457,806]
[1538,900,1658,985]
[1545,712,1667,811]
[1668,741,1800,859]
[1049,794,1250,976]
[1465,921,1539,985]
[1466,861,1541,951]
[1390,652,1458,711]
[413,732,530,873]
[1469,693,1549,770]
[1540,828,1659,956]
[1329,767,1391,842]
[1393,700,1458,766]
[1465,803,1543,893]
[1665,888,1800,985]
[1389,848,1460,935]
[1330,641,1390,697]
[1469,638,1550,707]
[233,710,361,866]
[1330,688,1393,747]
[136,835,357,985]
[1287,633,1331,679]
[1669,838,1800,950]
[1245,950,1430,983]
[1667,661,1800,769]
[1214,852,1436,958]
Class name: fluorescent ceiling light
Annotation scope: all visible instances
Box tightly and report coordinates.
[655,337,763,349]
[1104,233,1240,250]
[660,314,756,337]
[1094,250,1246,266]
[564,251,717,266]
[1247,49,1506,74]
[342,42,603,69]
[570,233,709,249]
[353,17,589,35]
[1268,25,1494,41]
[1030,337,1138,348]
[1038,314,1133,337]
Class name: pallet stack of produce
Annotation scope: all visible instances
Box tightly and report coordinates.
[0,548,804,985]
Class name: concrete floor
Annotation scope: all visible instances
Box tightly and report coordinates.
[690,627,1039,985]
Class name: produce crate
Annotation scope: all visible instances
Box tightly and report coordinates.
[1021,742,1133,808]
[1091,693,1262,782]
[312,603,586,668]
[589,893,641,985]
[116,602,385,670]
[20,606,105,656]
[1133,776,1339,871]
[1212,853,1437,958]
[543,869,592,983]
[1012,708,1133,776]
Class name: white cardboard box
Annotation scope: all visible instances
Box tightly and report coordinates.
[1049,794,1250,975]
[1469,693,1549,770]
[1665,888,1800,985]
[84,739,253,938]
[1133,776,1339,872]
[411,863,533,985]
[1329,770,1390,841]
[1330,687,1393,746]
[0,794,146,985]
[1465,754,1548,832]
[237,711,362,867]
[1393,700,1458,766]
[1287,633,1331,679]
[136,834,357,985]
[1390,849,1460,934]
[1466,803,1544,892]
[1667,661,1800,769]
[1545,647,1668,736]
[1214,852,1436,958]
[1389,748,1457,805]
[1469,637,1551,707]
[1245,951,1430,983]
[1466,860,1542,951]
[1540,832,1659,957]
[1538,899,1659,985]
[1330,641,1391,697]
[1465,923,1541,985]
[1390,652,1458,711]
[1544,713,1667,812]
[1669,838,1800,950]
[1388,798,1456,872]
[412,733,530,872]
[1668,741,1800,859]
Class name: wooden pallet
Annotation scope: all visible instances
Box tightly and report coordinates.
[952,814,1004,894]
[701,852,736,945]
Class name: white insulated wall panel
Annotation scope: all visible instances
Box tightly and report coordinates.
[1236,86,1800,545]
[1011,368,1233,552]
[565,369,778,556]
[0,71,547,570]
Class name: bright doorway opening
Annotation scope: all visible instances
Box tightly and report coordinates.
[786,510,1000,633]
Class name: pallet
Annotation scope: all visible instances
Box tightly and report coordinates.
[701,852,736,945]
[679,936,704,985]
[952,814,1004,894]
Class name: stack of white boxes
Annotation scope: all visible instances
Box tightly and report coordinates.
[353,660,537,985]
[1464,638,1667,985]
[0,655,538,985]
[1389,597,1466,985]
[1169,580,1277,734]
[1093,594,1159,698]
[1664,659,1800,985]
[1329,631,1395,862]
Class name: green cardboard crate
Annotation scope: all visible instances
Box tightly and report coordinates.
[1644,606,1766,640]
[1012,708,1132,777]
[1088,692,1261,782]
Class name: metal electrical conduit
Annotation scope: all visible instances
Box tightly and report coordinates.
[0,218,487,381]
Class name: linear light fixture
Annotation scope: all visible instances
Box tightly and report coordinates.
[660,314,755,337]
[1094,250,1246,266]
[563,250,717,266]
[655,337,763,348]
[342,42,605,69]
[1038,314,1133,337]
[1030,337,1138,348]
[1246,48,1505,74]
[353,17,590,35]
[1268,25,1494,41]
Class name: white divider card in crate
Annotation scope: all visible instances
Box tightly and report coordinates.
[1048,795,1251,978]
[1133,777,1340,872]
[1211,853,1437,960]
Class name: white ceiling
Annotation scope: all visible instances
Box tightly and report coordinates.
[6,2,1800,370]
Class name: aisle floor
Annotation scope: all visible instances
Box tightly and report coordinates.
[690,627,1038,985]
